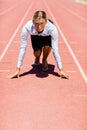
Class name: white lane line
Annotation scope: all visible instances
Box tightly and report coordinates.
[0,70,10,72]
[66,70,77,73]
[0,1,34,62]
[73,94,87,97]
[0,6,17,16]
[0,0,24,16]
[59,3,87,23]
[44,1,87,84]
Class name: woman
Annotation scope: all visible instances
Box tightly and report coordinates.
[10,10,69,79]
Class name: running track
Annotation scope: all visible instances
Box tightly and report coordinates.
[0,0,87,130]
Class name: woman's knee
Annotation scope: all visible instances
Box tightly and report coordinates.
[34,49,42,57]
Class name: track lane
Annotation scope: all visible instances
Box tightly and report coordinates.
[0,0,34,55]
[58,0,87,23]
[0,0,34,61]
[0,0,25,14]
[43,0,87,84]
[0,0,87,130]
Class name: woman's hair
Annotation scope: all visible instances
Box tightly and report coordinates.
[33,10,47,21]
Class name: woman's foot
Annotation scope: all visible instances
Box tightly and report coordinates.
[33,58,40,66]
[42,60,48,71]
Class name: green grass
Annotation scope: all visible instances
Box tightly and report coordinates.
[79,0,87,2]
[76,0,87,3]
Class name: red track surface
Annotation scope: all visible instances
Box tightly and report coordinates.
[0,0,87,130]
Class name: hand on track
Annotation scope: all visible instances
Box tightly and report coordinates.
[59,69,70,79]
[9,68,20,79]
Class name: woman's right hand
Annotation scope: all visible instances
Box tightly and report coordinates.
[9,68,20,79]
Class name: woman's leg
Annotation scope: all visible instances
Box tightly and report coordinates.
[34,49,42,65]
[42,45,51,70]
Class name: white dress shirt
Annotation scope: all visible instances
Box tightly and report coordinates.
[17,20,62,69]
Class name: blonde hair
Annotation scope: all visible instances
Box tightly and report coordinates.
[33,10,47,21]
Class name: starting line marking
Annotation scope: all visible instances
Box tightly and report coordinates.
[73,94,87,97]
[66,70,77,73]
[0,70,10,72]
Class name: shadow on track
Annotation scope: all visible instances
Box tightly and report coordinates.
[20,64,60,78]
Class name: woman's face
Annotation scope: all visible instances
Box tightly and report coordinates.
[33,18,47,33]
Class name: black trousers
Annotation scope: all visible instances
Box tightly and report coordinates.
[31,35,51,52]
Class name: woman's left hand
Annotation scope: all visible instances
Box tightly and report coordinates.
[59,69,70,79]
